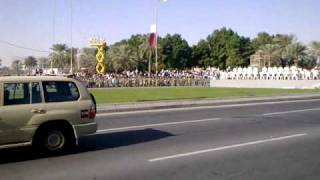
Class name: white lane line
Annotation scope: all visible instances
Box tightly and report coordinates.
[263,108,320,116]
[96,118,221,134]
[148,133,307,162]
[97,99,320,116]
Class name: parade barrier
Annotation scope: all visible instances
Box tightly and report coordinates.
[210,80,320,89]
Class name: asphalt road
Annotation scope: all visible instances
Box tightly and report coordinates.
[1,98,320,180]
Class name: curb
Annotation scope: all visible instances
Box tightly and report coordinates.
[97,94,320,114]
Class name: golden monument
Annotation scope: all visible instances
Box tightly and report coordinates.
[88,37,107,74]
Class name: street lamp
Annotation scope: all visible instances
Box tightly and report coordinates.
[51,0,56,74]
[154,0,167,82]
[70,0,74,74]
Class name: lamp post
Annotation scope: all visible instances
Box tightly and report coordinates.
[50,0,56,74]
[70,0,74,74]
[317,49,320,67]
[154,0,167,85]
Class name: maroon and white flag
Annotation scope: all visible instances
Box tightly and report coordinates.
[149,33,157,49]
[149,24,157,49]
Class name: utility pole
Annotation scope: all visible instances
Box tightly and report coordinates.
[148,48,152,86]
[154,3,158,83]
[51,0,56,73]
[70,0,74,74]
[153,0,167,86]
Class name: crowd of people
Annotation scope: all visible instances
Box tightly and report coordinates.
[73,68,218,88]
[32,66,320,88]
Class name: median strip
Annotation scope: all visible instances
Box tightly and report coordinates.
[148,133,307,162]
[97,98,320,116]
[263,108,320,116]
[96,118,221,134]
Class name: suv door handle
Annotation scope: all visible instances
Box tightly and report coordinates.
[31,109,46,114]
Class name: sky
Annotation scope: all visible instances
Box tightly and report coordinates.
[0,0,319,66]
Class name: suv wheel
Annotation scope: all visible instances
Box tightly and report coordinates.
[34,126,75,154]
[44,130,66,151]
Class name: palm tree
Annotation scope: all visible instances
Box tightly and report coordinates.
[127,34,151,71]
[108,43,135,72]
[50,44,69,70]
[283,43,307,66]
[259,44,281,66]
[51,44,68,52]
[24,56,37,75]
[38,57,49,69]
[310,41,320,66]
[78,48,96,71]
[273,34,295,49]
[11,60,21,75]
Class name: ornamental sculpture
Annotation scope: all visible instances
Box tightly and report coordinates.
[88,37,107,74]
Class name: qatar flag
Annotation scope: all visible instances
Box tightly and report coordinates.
[149,33,157,49]
[149,24,157,49]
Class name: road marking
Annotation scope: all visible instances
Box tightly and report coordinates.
[263,108,320,116]
[97,99,320,116]
[148,133,307,162]
[96,118,221,133]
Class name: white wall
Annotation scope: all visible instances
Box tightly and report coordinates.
[210,80,320,89]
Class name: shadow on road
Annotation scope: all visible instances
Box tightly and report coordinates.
[0,129,173,164]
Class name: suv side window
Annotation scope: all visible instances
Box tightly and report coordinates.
[43,81,80,103]
[4,83,30,106]
[32,82,42,104]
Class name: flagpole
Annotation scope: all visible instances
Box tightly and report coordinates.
[154,2,159,86]
[148,47,152,86]
[152,0,167,86]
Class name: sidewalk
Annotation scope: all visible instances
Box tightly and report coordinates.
[97,93,320,113]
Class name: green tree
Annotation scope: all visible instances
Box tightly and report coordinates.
[24,56,37,75]
[38,57,49,69]
[259,44,281,66]
[191,28,253,69]
[0,66,10,75]
[127,34,150,71]
[251,32,274,51]
[108,41,136,72]
[159,34,192,69]
[298,55,317,69]
[11,60,22,75]
[283,43,307,66]
[201,27,252,69]
[239,37,254,67]
[78,48,96,71]
[49,44,70,70]
[273,34,295,66]
[273,34,295,49]
[310,41,320,66]
[191,39,210,67]
[107,35,156,72]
